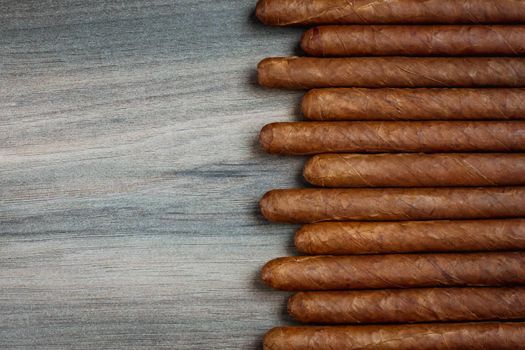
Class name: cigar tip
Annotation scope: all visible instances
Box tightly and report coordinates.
[302,155,318,185]
[259,124,274,153]
[263,327,284,350]
[294,226,308,253]
[259,189,275,220]
[300,27,320,55]
[257,57,273,71]
[261,256,290,288]
[257,57,276,87]
[260,258,276,286]
[301,90,313,119]
[255,0,271,25]
[287,292,304,320]
[301,89,321,120]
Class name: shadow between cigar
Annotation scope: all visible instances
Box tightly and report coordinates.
[247,67,305,120]
[248,192,297,255]
[250,269,297,321]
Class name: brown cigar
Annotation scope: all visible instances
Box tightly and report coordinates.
[260,187,525,223]
[301,88,525,121]
[288,287,525,324]
[257,57,525,89]
[303,153,525,187]
[264,323,525,350]
[261,252,525,291]
[259,121,525,155]
[256,0,525,26]
[301,25,525,56]
[295,219,525,255]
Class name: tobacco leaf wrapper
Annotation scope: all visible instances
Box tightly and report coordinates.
[260,187,525,223]
[264,323,525,350]
[257,57,525,89]
[301,88,525,121]
[301,25,525,56]
[256,0,525,26]
[303,153,525,187]
[295,219,525,255]
[259,121,525,155]
[261,252,525,291]
[288,287,525,324]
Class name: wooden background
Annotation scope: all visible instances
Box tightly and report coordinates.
[0,1,306,348]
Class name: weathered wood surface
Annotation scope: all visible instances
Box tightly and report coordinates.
[0,1,304,348]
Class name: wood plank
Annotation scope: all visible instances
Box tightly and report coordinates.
[0,1,304,348]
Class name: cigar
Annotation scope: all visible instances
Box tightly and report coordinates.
[301,88,525,121]
[261,187,525,223]
[303,153,525,187]
[259,121,525,155]
[263,323,525,350]
[256,0,525,26]
[295,219,525,255]
[257,57,525,89]
[301,25,525,56]
[288,287,525,324]
[261,252,525,291]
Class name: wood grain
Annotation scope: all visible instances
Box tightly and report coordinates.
[0,1,304,348]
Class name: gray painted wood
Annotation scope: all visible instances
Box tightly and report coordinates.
[0,1,306,348]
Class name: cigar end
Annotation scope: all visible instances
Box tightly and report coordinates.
[260,257,279,287]
[303,155,322,186]
[294,225,309,254]
[259,189,276,221]
[260,264,272,286]
[287,292,306,322]
[303,155,318,185]
[300,27,321,56]
[301,90,313,119]
[257,57,276,87]
[259,123,275,153]
[255,0,272,25]
[263,327,285,350]
[261,256,293,289]
[301,89,322,120]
